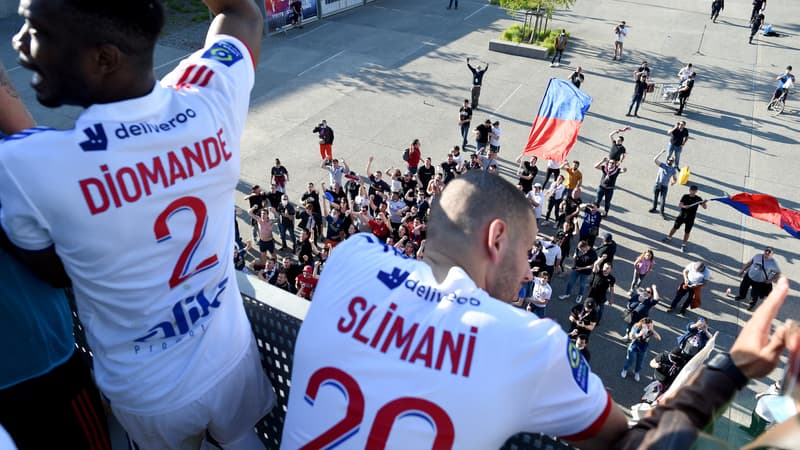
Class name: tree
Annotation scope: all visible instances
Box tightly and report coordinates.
[497,0,576,43]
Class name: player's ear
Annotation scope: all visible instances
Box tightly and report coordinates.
[485,218,508,263]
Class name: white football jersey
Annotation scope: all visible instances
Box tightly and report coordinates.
[0,35,255,415]
[281,233,612,449]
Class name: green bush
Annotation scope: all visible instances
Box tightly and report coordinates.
[499,26,570,55]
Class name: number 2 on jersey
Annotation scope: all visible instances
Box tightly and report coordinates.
[301,366,455,450]
[154,196,219,288]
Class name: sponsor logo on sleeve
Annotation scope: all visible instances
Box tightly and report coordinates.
[202,41,243,67]
[567,340,590,393]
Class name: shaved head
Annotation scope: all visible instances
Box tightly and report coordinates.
[428,171,534,244]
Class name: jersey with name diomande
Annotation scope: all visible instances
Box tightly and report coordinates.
[281,233,611,449]
[0,35,254,415]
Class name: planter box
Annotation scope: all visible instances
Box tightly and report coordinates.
[489,39,549,59]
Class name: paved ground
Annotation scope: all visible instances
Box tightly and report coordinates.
[3,0,799,446]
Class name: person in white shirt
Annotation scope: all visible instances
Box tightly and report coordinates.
[489,120,502,153]
[528,271,553,318]
[527,183,544,223]
[538,236,563,277]
[544,175,567,223]
[614,21,627,60]
[543,158,562,187]
[678,63,695,83]
[0,1,273,448]
[667,261,711,315]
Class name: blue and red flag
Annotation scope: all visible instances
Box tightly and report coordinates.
[523,78,592,162]
[712,193,800,238]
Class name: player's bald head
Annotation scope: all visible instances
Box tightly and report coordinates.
[428,171,535,245]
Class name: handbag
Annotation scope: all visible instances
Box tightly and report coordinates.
[678,166,690,185]
[690,285,702,309]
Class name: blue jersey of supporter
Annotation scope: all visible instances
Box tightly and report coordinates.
[0,248,74,389]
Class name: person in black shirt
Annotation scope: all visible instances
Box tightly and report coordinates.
[666,121,690,167]
[417,158,436,194]
[587,257,616,322]
[474,119,491,151]
[608,127,630,162]
[663,185,707,252]
[458,99,473,148]
[675,73,695,115]
[275,194,297,251]
[559,240,598,303]
[244,185,268,240]
[517,156,538,193]
[627,73,649,117]
[301,182,322,240]
[312,120,334,161]
[574,334,591,362]
[440,154,459,184]
[288,0,303,28]
[466,57,489,109]
[594,158,627,216]
[568,298,599,341]
[595,232,618,265]
[570,66,585,88]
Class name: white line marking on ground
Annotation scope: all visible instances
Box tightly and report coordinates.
[494,83,523,113]
[298,50,345,76]
[464,5,489,21]
[289,22,332,40]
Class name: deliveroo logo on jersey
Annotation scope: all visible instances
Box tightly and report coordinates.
[377,267,410,290]
[202,41,243,67]
[567,340,590,393]
[79,123,108,151]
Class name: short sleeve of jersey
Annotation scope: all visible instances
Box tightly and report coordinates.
[160,34,255,128]
[0,165,53,251]
[522,325,611,438]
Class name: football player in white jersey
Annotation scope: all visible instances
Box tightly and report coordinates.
[281,170,631,449]
[0,1,272,448]
[281,170,797,449]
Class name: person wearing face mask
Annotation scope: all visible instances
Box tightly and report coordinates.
[650,149,678,217]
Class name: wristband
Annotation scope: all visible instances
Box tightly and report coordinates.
[705,353,748,390]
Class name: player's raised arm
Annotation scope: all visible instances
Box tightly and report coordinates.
[204,0,264,64]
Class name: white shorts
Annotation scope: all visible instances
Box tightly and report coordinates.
[112,339,275,450]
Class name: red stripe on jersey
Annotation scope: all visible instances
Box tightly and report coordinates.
[189,66,208,84]
[176,64,197,87]
[559,391,613,441]
[198,69,215,87]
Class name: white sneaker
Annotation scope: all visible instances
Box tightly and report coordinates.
[634,372,641,382]
[550,63,555,67]
[555,62,561,67]
[620,370,627,379]
[558,294,570,300]
[575,295,583,304]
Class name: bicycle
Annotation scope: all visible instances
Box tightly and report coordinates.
[767,88,791,116]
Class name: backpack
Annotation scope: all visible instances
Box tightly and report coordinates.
[402,148,410,162]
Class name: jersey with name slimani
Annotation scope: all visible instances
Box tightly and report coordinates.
[0,35,254,415]
[281,233,612,449]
